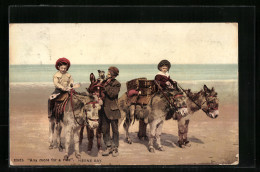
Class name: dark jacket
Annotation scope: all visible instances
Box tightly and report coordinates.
[155,74,175,89]
[103,79,121,120]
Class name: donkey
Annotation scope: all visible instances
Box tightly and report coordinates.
[118,89,189,153]
[175,85,219,147]
[79,70,105,153]
[136,84,219,148]
[49,91,101,160]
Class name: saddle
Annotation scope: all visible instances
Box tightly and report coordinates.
[52,92,70,122]
[126,78,158,106]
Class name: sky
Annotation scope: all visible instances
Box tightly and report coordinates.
[9,23,238,65]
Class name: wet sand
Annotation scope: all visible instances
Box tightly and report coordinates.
[9,82,238,166]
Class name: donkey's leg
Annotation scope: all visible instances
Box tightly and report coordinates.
[138,119,148,141]
[48,117,55,149]
[73,126,81,159]
[148,119,158,153]
[177,119,185,148]
[64,125,72,160]
[183,119,191,147]
[56,122,63,152]
[86,125,94,153]
[155,120,165,151]
[96,125,102,153]
[123,113,133,144]
[79,126,85,145]
[129,105,135,125]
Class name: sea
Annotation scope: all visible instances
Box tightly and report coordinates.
[9,64,238,84]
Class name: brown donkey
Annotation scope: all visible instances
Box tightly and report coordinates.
[79,71,105,153]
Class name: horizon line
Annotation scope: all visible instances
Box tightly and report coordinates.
[9,63,238,65]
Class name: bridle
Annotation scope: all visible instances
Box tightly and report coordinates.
[205,95,219,111]
[69,89,99,127]
[172,94,187,109]
[177,84,218,114]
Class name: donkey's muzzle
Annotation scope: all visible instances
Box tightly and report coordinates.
[208,110,219,119]
[88,119,99,129]
[178,107,189,117]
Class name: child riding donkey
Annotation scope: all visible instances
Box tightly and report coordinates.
[133,60,178,140]
[48,57,75,149]
[120,59,188,152]
[122,60,177,142]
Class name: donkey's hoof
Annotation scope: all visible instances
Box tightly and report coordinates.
[59,146,63,152]
[64,155,69,160]
[184,140,191,147]
[158,147,165,151]
[49,145,54,149]
[185,143,191,147]
[178,141,185,148]
[75,153,81,159]
[149,147,155,153]
[98,149,103,154]
[125,138,132,144]
[178,144,185,148]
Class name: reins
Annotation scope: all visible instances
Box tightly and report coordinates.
[177,83,208,114]
[69,89,98,127]
[154,80,178,111]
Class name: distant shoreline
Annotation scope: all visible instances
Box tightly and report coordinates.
[9,64,238,66]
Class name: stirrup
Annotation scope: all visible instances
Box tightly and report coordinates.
[50,93,60,100]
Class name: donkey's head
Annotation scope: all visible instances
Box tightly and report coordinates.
[84,94,102,129]
[203,85,219,118]
[73,92,102,129]
[200,85,219,119]
[168,90,188,117]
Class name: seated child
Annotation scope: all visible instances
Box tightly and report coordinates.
[48,57,74,118]
[155,59,177,90]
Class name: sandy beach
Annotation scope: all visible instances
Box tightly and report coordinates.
[9,81,239,166]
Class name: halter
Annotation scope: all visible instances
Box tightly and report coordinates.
[189,93,218,114]
[86,101,99,108]
[172,94,187,108]
[69,89,98,127]
[177,84,215,114]
[174,94,184,98]
[206,96,219,111]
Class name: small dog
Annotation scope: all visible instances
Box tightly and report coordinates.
[97,70,105,83]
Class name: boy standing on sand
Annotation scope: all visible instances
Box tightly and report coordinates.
[48,57,74,118]
[101,66,121,157]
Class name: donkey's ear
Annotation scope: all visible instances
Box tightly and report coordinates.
[90,73,96,83]
[211,87,215,91]
[98,70,101,73]
[203,85,209,92]
[184,89,190,94]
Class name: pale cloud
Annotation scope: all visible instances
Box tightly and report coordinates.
[9,23,238,65]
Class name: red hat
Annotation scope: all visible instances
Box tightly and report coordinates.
[55,57,71,70]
